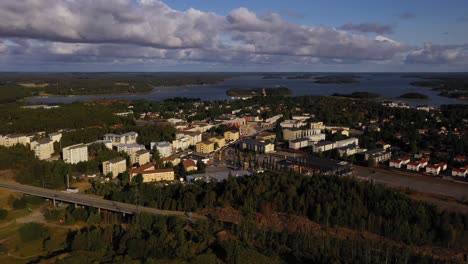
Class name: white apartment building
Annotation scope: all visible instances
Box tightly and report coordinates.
[30,138,54,160]
[103,132,138,146]
[117,143,146,155]
[0,134,32,147]
[289,138,310,150]
[280,120,307,128]
[335,138,359,149]
[102,157,127,177]
[88,140,113,150]
[150,141,173,158]
[172,137,191,151]
[312,141,336,153]
[305,133,326,143]
[63,144,88,164]
[175,132,202,146]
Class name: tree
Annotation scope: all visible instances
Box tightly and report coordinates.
[197,159,206,173]
[0,209,7,220]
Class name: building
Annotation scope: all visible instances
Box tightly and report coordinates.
[406,162,421,171]
[162,156,181,166]
[337,145,366,157]
[30,138,54,160]
[224,130,240,142]
[326,126,350,137]
[255,131,276,142]
[63,144,88,164]
[239,124,262,137]
[306,134,326,143]
[335,137,359,148]
[117,143,146,155]
[426,164,441,175]
[364,149,391,163]
[452,168,467,178]
[131,149,150,165]
[389,159,404,169]
[196,141,215,154]
[130,163,175,182]
[289,138,310,150]
[48,132,62,143]
[280,120,307,128]
[222,117,246,128]
[0,134,32,147]
[150,141,173,158]
[103,132,138,146]
[311,141,335,153]
[102,157,127,177]
[183,159,198,172]
[172,137,190,151]
[454,155,466,163]
[209,136,225,149]
[176,132,202,146]
[310,122,326,130]
[283,128,321,141]
[239,139,274,153]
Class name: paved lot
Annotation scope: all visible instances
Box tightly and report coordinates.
[353,166,468,200]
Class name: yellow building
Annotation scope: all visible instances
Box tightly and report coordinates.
[209,136,226,149]
[131,149,150,165]
[196,140,215,154]
[130,163,175,182]
[183,159,198,172]
[102,157,127,177]
[224,130,240,142]
[30,138,54,160]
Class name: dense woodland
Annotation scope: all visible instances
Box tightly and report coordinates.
[89,171,468,249]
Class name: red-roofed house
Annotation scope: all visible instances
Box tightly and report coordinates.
[183,159,197,172]
[438,162,447,171]
[426,164,441,175]
[418,159,429,168]
[389,159,404,168]
[130,163,174,182]
[401,157,411,165]
[452,168,467,178]
[406,162,421,171]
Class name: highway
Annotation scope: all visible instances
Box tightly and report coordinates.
[0,181,206,220]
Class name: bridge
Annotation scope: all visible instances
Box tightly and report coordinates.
[0,181,206,220]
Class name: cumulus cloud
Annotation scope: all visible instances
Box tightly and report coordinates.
[0,0,420,68]
[338,22,394,34]
[405,43,468,64]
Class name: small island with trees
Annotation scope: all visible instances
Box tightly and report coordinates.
[226,87,292,97]
[314,75,360,84]
[398,92,429,100]
[408,74,468,99]
[332,91,381,99]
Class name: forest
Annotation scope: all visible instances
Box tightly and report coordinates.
[89,171,468,249]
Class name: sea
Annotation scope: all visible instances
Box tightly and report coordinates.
[25,73,467,107]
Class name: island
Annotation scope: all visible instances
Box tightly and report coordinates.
[398,92,428,100]
[332,91,381,99]
[409,74,468,99]
[226,87,292,97]
[314,75,360,84]
[286,74,315,79]
[262,75,283,79]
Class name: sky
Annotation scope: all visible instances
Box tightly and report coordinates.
[0,0,467,72]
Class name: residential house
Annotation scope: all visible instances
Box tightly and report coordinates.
[426,164,441,175]
[131,149,150,165]
[364,149,391,163]
[389,159,404,169]
[103,132,138,146]
[452,167,467,178]
[130,163,174,182]
[406,162,421,171]
[63,144,88,164]
[239,139,274,153]
[224,130,240,142]
[30,138,54,160]
[150,141,173,158]
[196,141,215,154]
[183,159,198,172]
[209,136,225,149]
[102,157,127,177]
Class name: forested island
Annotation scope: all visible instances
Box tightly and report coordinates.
[0,73,233,103]
[409,74,468,99]
[332,91,381,99]
[226,87,292,97]
[398,92,429,100]
[314,75,360,84]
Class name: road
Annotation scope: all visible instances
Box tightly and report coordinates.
[353,166,468,200]
[0,181,206,220]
